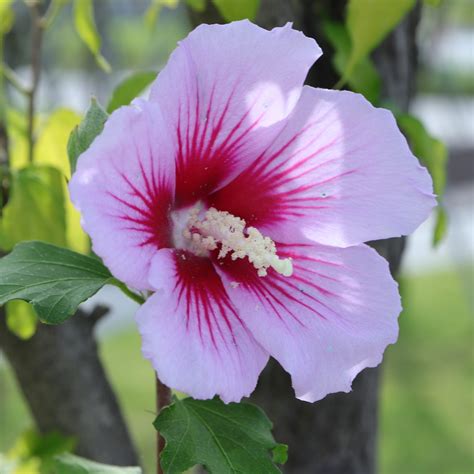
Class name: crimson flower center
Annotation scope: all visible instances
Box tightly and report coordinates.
[171,205,293,278]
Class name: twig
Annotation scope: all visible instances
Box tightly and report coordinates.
[156,377,172,474]
[27,0,44,163]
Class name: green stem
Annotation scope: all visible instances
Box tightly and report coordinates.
[40,0,66,29]
[110,279,145,305]
[0,62,31,96]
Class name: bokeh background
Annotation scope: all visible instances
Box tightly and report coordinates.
[0,1,473,473]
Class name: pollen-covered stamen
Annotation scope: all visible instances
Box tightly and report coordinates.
[183,207,293,277]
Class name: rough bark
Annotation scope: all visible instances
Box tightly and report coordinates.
[191,1,419,473]
[0,306,139,466]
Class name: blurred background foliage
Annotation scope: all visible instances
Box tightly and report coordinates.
[0,0,472,473]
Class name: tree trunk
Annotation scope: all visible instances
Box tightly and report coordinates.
[191,1,420,472]
[0,306,139,466]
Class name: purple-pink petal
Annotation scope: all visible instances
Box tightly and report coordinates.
[136,248,269,403]
[149,20,321,206]
[215,242,400,402]
[69,100,175,290]
[211,86,436,247]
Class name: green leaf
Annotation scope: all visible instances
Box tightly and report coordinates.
[36,108,81,178]
[144,0,179,29]
[6,300,38,340]
[323,20,381,103]
[154,397,286,474]
[6,107,29,170]
[50,453,142,473]
[271,444,288,465]
[0,166,68,251]
[0,0,14,36]
[67,98,108,175]
[0,241,113,324]
[73,0,111,73]
[344,0,416,79]
[397,114,447,198]
[8,430,75,460]
[35,108,90,254]
[397,113,449,246]
[185,0,206,12]
[212,0,260,21]
[107,71,157,113]
[433,205,447,246]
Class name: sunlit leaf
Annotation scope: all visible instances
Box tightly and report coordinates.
[0,241,113,324]
[212,0,260,21]
[323,20,381,103]
[155,397,287,473]
[144,0,179,29]
[6,108,29,170]
[34,108,90,253]
[0,166,67,251]
[73,0,111,73]
[344,0,416,79]
[65,195,90,255]
[35,108,81,178]
[67,98,108,175]
[397,113,449,246]
[6,300,38,340]
[0,0,14,36]
[5,430,75,474]
[8,430,75,459]
[51,453,142,473]
[107,71,157,113]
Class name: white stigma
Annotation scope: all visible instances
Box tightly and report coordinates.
[183,207,293,278]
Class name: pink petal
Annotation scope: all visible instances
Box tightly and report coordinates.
[150,21,321,206]
[215,242,400,402]
[210,87,435,247]
[69,101,175,290]
[135,248,269,403]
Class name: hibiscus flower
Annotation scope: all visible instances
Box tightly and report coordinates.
[69,21,435,403]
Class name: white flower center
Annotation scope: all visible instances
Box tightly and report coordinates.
[180,206,293,278]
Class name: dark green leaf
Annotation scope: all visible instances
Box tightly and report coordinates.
[67,98,108,174]
[0,241,113,324]
[73,0,111,72]
[323,20,381,103]
[154,397,286,474]
[107,71,157,113]
[397,113,449,246]
[212,0,260,21]
[344,0,416,79]
[0,166,68,251]
[50,453,142,473]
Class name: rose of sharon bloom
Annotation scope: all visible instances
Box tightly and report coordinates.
[70,21,435,403]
